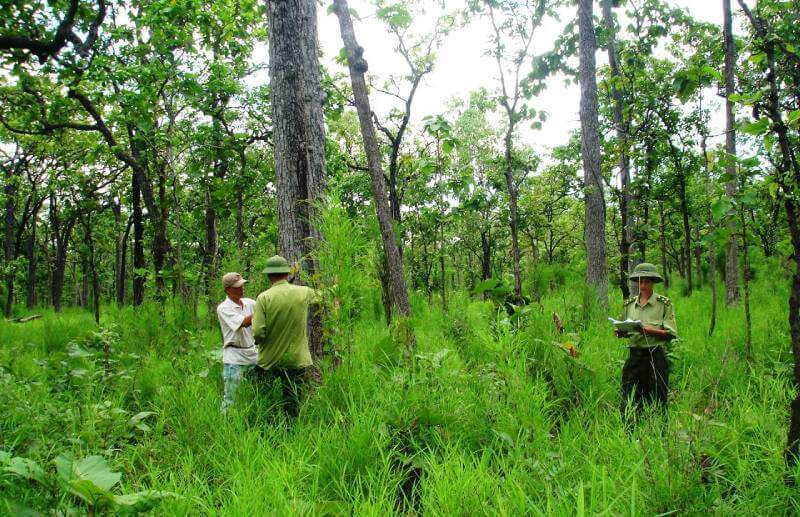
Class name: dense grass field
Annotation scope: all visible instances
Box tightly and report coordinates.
[2,266,799,514]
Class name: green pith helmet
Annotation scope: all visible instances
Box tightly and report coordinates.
[629,262,664,283]
[263,255,291,274]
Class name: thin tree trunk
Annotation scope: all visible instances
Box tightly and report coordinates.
[132,169,145,306]
[723,0,740,306]
[84,213,100,324]
[678,171,693,294]
[578,0,607,308]
[702,135,717,336]
[659,201,669,290]
[26,210,37,308]
[741,204,752,359]
[694,225,702,287]
[4,160,15,317]
[118,215,132,305]
[601,0,632,300]
[334,0,414,338]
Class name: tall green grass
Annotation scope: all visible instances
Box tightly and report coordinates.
[2,254,800,513]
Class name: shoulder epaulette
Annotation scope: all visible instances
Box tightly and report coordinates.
[656,294,671,306]
[624,296,636,306]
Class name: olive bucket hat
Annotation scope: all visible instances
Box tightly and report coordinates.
[629,262,664,283]
[263,255,292,275]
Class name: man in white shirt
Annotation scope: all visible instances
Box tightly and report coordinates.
[217,272,258,413]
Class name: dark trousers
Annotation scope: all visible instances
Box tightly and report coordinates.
[621,346,669,417]
[254,366,307,418]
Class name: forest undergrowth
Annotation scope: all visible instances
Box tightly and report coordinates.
[2,265,799,515]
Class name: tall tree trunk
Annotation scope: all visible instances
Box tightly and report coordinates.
[4,162,15,317]
[723,0,740,306]
[132,170,145,306]
[481,230,491,282]
[601,0,632,300]
[659,201,669,290]
[578,0,607,308]
[741,204,752,358]
[26,209,37,308]
[678,171,693,294]
[702,135,717,336]
[333,0,414,339]
[503,127,523,305]
[268,0,328,359]
[118,214,132,306]
[694,225,702,287]
[440,223,446,312]
[84,213,100,324]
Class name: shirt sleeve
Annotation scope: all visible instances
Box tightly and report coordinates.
[252,295,267,344]
[307,287,322,304]
[217,303,245,333]
[662,303,678,339]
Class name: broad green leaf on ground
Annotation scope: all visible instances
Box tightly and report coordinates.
[3,457,45,483]
[55,454,120,508]
[113,490,177,514]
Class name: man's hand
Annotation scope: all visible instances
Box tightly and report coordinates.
[642,325,669,339]
[241,314,253,328]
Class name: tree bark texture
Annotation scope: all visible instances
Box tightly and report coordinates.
[601,0,632,301]
[268,0,328,359]
[723,0,740,306]
[26,210,37,308]
[132,169,145,306]
[333,0,414,330]
[578,0,608,308]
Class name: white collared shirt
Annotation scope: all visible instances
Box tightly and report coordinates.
[217,297,258,365]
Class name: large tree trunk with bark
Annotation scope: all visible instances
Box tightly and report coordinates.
[723,0,740,306]
[578,0,607,308]
[333,0,414,339]
[268,0,328,359]
[601,0,632,300]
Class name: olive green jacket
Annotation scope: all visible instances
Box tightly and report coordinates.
[622,292,678,349]
[252,280,321,370]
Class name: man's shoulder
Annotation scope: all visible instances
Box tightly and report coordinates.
[654,293,672,306]
[217,298,232,313]
[623,296,637,306]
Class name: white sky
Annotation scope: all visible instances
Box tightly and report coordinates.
[310,0,745,160]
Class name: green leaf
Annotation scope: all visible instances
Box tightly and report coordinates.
[55,455,121,508]
[769,182,779,199]
[749,52,766,64]
[789,109,800,125]
[711,198,732,222]
[4,457,46,483]
[740,118,770,136]
[127,411,156,432]
[113,490,177,514]
[473,278,502,295]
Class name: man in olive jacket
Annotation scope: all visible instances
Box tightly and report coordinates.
[614,262,678,420]
[252,255,320,416]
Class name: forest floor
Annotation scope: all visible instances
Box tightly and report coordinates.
[2,268,799,515]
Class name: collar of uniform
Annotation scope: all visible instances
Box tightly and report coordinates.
[270,279,289,287]
[635,293,654,307]
[224,296,244,309]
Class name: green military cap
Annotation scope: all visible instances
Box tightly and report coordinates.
[629,262,664,283]
[263,255,292,274]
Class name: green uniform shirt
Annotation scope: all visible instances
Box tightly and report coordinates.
[622,291,678,349]
[252,280,321,370]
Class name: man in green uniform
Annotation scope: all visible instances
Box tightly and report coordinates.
[615,263,678,419]
[252,255,320,417]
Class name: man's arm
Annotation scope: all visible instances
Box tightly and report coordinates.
[251,296,267,343]
[218,304,245,333]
